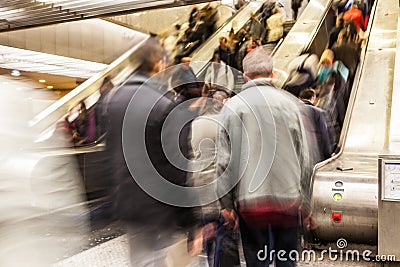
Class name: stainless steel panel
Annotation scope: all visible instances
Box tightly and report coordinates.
[311,0,400,244]
[312,155,378,243]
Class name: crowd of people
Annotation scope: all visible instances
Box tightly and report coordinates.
[283,0,371,156]
[208,1,289,73]
[55,0,373,266]
[159,3,219,65]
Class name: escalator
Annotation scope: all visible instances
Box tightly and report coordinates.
[311,0,398,244]
[29,0,335,221]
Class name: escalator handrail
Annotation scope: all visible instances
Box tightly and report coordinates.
[189,1,251,57]
[29,35,150,135]
[309,0,378,192]
[29,3,262,138]
[302,0,334,53]
[190,1,264,75]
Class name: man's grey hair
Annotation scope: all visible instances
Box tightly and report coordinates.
[242,46,273,79]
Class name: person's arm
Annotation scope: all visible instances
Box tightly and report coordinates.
[316,109,333,159]
[216,113,234,211]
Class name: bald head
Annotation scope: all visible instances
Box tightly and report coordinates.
[242,46,273,79]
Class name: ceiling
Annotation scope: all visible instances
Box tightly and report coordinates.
[0,0,211,32]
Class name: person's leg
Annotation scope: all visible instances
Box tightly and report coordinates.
[239,215,271,267]
[202,217,216,267]
[271,226,300,267]
[293,8,298,20]
[216,218,240,267]
[127,224,186,267]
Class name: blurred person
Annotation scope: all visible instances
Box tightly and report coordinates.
[275,1,288,21]
[94,77,114,139]
[170,57,201,103]
[245,35,260,55]
[299,89,332,161]
[216,37,233,66]
[189,86,240,267]
[106,38,197,266]
[70,101,96,145]
[234,0,246,10]
[344,0,369,16]
[291,0,303,20]
[316,49,350,106]
[266,8,284,43]
[260,1,275,25]
[331,28,361,79]
[189,5,199,28]
[199,3,218,35]
[328,16,344,49]
[316,49,335,87]
[316,72,343,151]
[205,52,235,91]
[333,0,348,14]
[246,13,266,44]
[216,47,312,267]
[0,76,89,266]
[283,53,319,97]
[343,4,365,33]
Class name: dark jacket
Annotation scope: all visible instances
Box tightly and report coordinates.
[106,72,194,229]
[302,100,332,160]
[332,41,360,78]
[328,25,343,49]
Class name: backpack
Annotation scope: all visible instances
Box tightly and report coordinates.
[283,54,319,97]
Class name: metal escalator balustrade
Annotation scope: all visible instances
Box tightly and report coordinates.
[30,35,150,141]
[311,0,399,244]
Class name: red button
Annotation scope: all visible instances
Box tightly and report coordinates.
[332,212,342,223]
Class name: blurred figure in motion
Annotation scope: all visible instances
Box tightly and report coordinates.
[283,53,319,97]
[216,37,233,67]
[106,38,197,266]
[331,29,361,80]
[94,76,114,139]
[0,76,89,266]
[328,16,344,49]
[266,8,284,43]
[216,47,312,267]
[189,85,240,267]
[70,101,96,145]
[205,52,235,92]
[291,0,303,20]
[170,57,201,103]
[246,13,266,45]
[299,88,332,163]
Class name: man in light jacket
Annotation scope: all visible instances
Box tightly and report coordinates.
[216,46,313,267]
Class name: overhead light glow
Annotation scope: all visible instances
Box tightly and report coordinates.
[11,69,20,76]
[39,79,46,83]
[0,45,107,79]
[47,85,54,89]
